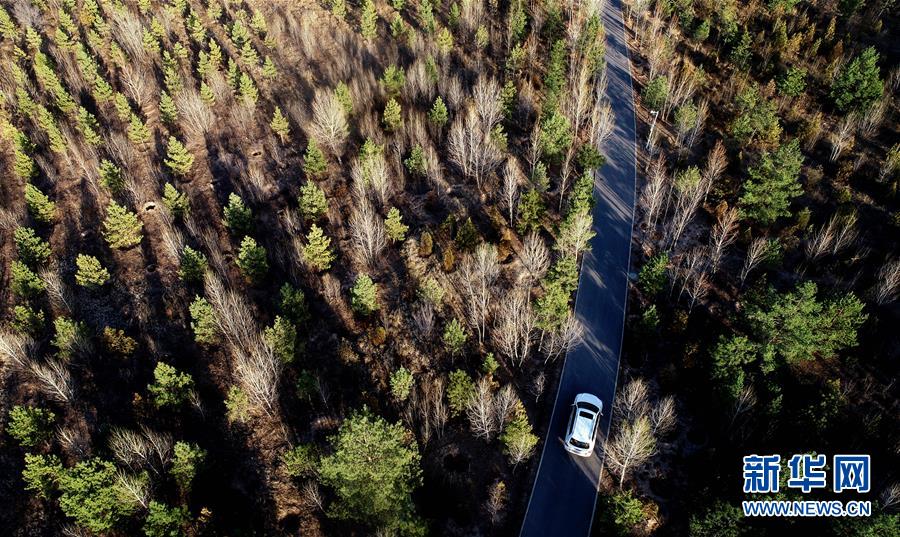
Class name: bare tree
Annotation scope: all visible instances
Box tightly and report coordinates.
[590,101,615,149]
[109,428,172,474]
[29,360,75,403]
[492,290,535,367]
[542,314,582,362]
[412,301,435,339]
[729,385,757,431]
[520,232,551,284]
[703,140,728,185]
[606,415,656,487]
[115,471,150,510]
[669,167,712,251]
[615,379,649,424]
[493,384,518,431]
[311,88,349,161]
[352,150,392,207]
[486,481,508,526]
[829,115,855,162]
[458,243,500,344]
[640,155,668,232]
[349,200,387,267]
[531,372,547,402]
[874,259,900,305]
[650,396,676,436]
[687,98,708,149]
[806,212,858,260]
[300,480,325,511]
[740,237,770,287]
[880,482,900,512]
[466,376,497,440]
[556,210,595,258]
[448,106,502,191]
[708,206,740,273]
[502,159,522,225]
[41,267,73,314]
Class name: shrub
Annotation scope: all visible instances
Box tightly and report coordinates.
[282,444,318,478]
[7,405,55,447]
[164,136,194,176]
[390,367,414,402]
[102,327,137,356]
[447,370,475,417]
[143,501,188,537]
[419,231,434,257]
[189,296,219,345]
[223,193,253,236]
[102,201,143,249]
[351,274,378,315]
[236,236,268,283]
[162,183,190,218]
[225,386,251,423]
[25,183,56,224]
[642,75,668,110]
[53,317,87,358]
[15,227,51,266]
[170,441,206,493]
[264,316,296,363]
[179,246,208,284]
[443,318,467,356]
[148,362,195,409]
[11,260,44,298]
[454,218,479,251]
[303,224,335,272]
[385,207,409,242]
[75,254,110,288]
[298,182,328,221]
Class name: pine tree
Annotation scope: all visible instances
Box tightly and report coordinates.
[99,159,125,194]
[443,318,467,356]
[335,81,353,117]
[11,261,44,298]
[200,82,216,105]
[127,113,151,145]
[384,207,409,242]
[189,296,219,345]
[179,246,208,284]
[383,98,403,132]
[223,193,253,235]
[159,91,178,124]
[75,254,110,288]
[262,56,278,79]
[270,106,290,142]
[239,72,258,106]
[14,227,51,267]
[148,362,195,409]
[264,316,296,363]
[162,183,190,218]
[303,224,335,272]
[830,47,883,113]
[390,367,414,401]
[102,201,143,249]
[403,145,426,175]
[298,183,328,221]
[164,136,194,176]
[351,274,378,315]
[739,139,804,225]
[360,0,378,40]
[380,64,406,97]
[236,236,269,283]
[428,96,448,127]
[303,139,328,179]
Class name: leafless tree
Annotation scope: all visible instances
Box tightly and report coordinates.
[57,426,91,458]
[29,359,75,404]
[349,200,386,267]
[109,427,173,474]
[448,94,503,192]
[704,140,728,185]
[830,115,855,162]
[615,379,649,423]
[663,59,700,120]
[880,482,900,512]
[740,237,770,286]
[556,210,595,258]
[542,314,582,362]
[352,150,392,207]
[729,385,757,431]
[311,88,349,161]
[806,212,858,260]
[412,301,435,339]
[874,259,900,305]
[650,396,677,436]
[493,384,518,431]
[493,290,535,367]
[640,155,668,232]
[116,471,150,510]
[857,95,889,139]
[590,100,615,149]
[301,480,325,511]
[687,98,708,149]
[531,372,547,402]
[501,160,522,225]
[803,111,824,151]
[41,267,73,314]
[177,90,214,139]
[708,206,740,273]
[486,480,508,526]
[458,243,500,344]
[606,415,656,487]
[520,232,551,284]
[466,376,497,440]
[669,167,712,251]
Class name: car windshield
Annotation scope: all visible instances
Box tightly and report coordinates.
[570,438,589,449]
[578,402,600,414]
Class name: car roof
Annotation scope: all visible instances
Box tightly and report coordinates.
[572,411,595,443]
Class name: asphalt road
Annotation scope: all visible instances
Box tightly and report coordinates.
[519,0,637,534]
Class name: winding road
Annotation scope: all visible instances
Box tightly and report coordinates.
[519,0,637,534]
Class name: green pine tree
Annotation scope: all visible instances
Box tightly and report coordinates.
[298,182,328,221]
[75,254,110,288]
[303,224,335,272]
[270,106,290,142]
[164,137,195,176]
[350,274,378,315]
[303,138,328,179]
[383,98,403,132]
[360,0,378,40]
[236,236,269,283]
[385,207,409,242]
[102,201,143,249]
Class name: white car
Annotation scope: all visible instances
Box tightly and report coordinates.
[564,393,603,457]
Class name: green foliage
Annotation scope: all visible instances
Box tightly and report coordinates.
[385,207,409,242]
[428,96,448,127]
[10,259,42,299]
[390,366,414,402]
[597,490,645,537]
[13,305,45,335]
[75,254,109,289]
[190,296,219,345]
[162,183,190,218]
[25,184,56,225]
[304,224,336,272]
[264,316,296,364]
[270,106,290,141]
[544,40,568,110]
[390,13,408,38]
[642,75,668,110]
[539,108,573,162]
[747,281,867,365]
[148,362,195,409]
[831,47,883,113]
[223,193,253,236]
[162,138,193,178]
[517,189,546,233]
[179,246,208,284]
[282,444,318,478]
[262,56,278,78]
[100,160,125,194]
[475,25,489,49]
[692,19,710,42]
[382,97,403,132]
[351,274,379,315]
[280,283,310,324]
[303,138,328,179]
[7,405,55,447]
[159,91,178,124]
[360,0,378,39]
[380,65,406,97]
[404,145,427,176]
[128,113,152,145]
[170,441,206,494]
[730,84,781,146]
[711,335,758,400]
[102,327,137,356]
[443,318,467,356]
[739,139,804,225]
[455,217,479,251]
[688,501,744,537]
[729,29,751,70]
[225,386,251,423]
[53,317,87,358]
[298,182,328,222]
[15,227,51,268]
[500,401,538,463]
[102,201,143,249]
[335,82,353,116]
[143,501,188,537]
[22,453,62,499]
[239,72,258,106]
[447,369,474,416]
[319,410,425,535]
[481,353,499,375]
[57,458,136,533]
[576,144,605,173]
[236,236,269,283]
[777,66,807,98]
[674,102,698,136]
[638,253,668,296]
